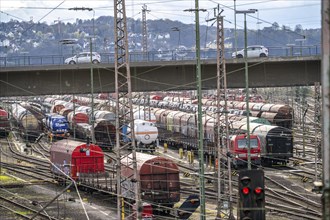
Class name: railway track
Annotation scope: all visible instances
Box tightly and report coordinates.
[0,194,59,220]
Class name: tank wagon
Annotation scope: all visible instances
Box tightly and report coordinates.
[43,113,69,139]
[11,103,41,142]
[0,108,10,137]
[121,152,180,211]
[227,101,294,129]
[67,111,89,128]
[122,119,158,152]
[50,139,105,181]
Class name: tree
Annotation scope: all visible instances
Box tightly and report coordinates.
[272,22,279,31]
[295,24,303,33]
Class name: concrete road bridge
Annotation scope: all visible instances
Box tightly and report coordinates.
[0,56,321,97]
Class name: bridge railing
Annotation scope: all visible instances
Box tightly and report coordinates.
[0,45,321,67]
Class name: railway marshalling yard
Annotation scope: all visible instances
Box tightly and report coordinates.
[0,89,324,220]
[0,132,322,220]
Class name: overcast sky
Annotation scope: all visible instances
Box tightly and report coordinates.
[0,0,321,30]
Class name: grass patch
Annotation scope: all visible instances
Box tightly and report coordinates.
[0,174,21,184]
[16,210,33,215]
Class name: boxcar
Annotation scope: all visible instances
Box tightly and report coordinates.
[50,139,105,181]
[121,152,180,210]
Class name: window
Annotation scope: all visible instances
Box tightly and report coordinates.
[237,138,259,149]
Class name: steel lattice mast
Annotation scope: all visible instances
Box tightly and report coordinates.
[141,4,150,55]
[113,0,141,219]
[214,7,234,218]
[321,0,330,219]
[215,11,224,219]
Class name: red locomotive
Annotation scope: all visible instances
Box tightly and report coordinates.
[229,134,261,168]
[50,139,105,181]
[0,108,10,137]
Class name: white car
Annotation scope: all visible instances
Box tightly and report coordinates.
[65,52,101,64]
[232,45,268,58]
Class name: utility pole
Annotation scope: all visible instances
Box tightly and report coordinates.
[141,4,150,56]
[54,17,61,38]
[207,10,223,218]
[236,9,257,170]
[321,0,330,219]
[89,37,96,144]
[114,0,140,219]
[184,4,207,220]
[208,5,234,219]
[314,82,321,182]
[234,0,237,55]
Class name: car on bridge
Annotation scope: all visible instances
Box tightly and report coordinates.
[232,45,268,58]
[65,52,101,64]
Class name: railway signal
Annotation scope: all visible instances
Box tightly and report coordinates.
[239,169,265,220]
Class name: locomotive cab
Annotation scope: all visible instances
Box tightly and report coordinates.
[229,134,261,168]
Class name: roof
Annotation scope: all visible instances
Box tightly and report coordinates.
[50,139,103,156]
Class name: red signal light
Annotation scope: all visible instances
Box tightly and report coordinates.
[242,187,250,195]
[254,187,262,194]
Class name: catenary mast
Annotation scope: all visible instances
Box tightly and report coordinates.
[322,0,330,219]
[114,0,141,219]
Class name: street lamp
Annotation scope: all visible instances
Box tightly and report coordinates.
[234,0,237,54]
[69,7,96,144]
[171,27,181,46]
[68,7,95,50]
[295,38,306,56]
[236,9,257,170]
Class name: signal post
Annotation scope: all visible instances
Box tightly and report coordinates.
[238,169,265,220]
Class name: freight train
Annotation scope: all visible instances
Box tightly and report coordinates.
[41,96,157,151]
[133,96,293,129]
[151,107,293,166]
[50,140,180,215]
[230,121,293,166]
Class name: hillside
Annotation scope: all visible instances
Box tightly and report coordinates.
[0,16,321,57]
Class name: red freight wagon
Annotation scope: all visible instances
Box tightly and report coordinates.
[67,111,89,124]
[121,152,180,210]
[50,139,105,181]
[0,108,10,137]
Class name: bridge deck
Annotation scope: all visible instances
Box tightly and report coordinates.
[0,56,321,97]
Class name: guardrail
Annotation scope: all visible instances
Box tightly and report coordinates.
[0,45,321,67]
